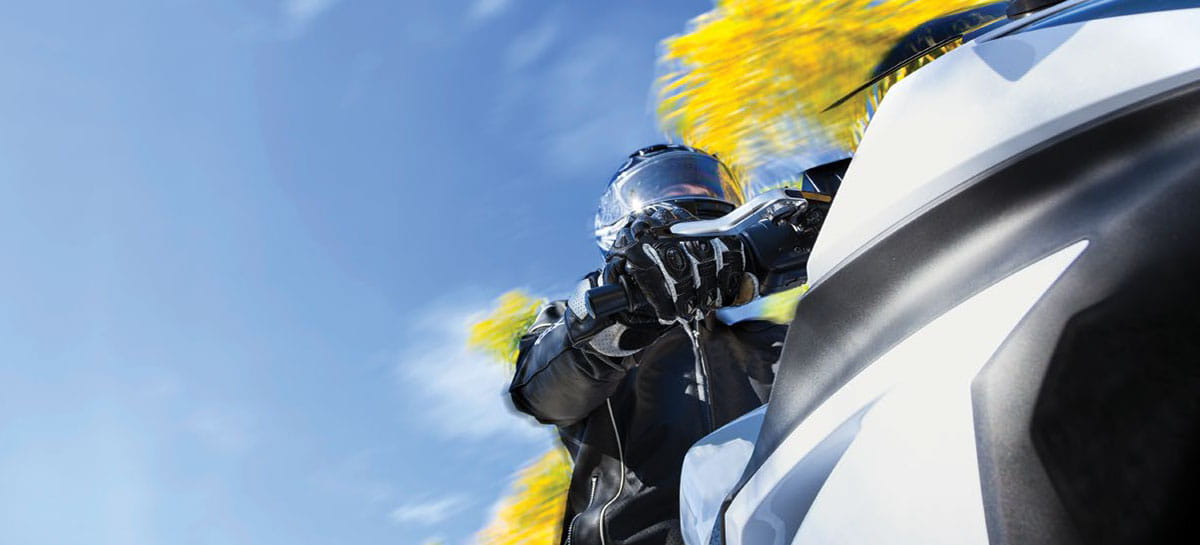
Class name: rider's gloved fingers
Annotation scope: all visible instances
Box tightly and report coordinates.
[629,249,676,323]
[641,242,696,322]
[733,272,759,306]
[714,236,749,307]
[684,240,720,313]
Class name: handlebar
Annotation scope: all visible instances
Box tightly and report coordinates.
[582,189,831,319]
[584,282,636,318]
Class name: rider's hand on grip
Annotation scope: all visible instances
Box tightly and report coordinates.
[605,203,751,323]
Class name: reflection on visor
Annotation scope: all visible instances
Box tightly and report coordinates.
[658,182,723,199]
[595,153,743,231]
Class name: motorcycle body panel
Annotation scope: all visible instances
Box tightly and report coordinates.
[681,2,1200,544]
[808,6,1200,285]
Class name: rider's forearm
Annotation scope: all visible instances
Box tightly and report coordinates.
[508,301,628,427]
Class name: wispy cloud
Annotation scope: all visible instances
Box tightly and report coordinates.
[310,449,396,510]
[280,0,343,36]
[389,495,468,526]
[395,300,546,444]
[188,406,256,455]
[505,17,560,70]
[490,33,655,175]
[467,0,512,24]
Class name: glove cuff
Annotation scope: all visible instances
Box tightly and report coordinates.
[587,323,643,358]
[567,276,593,320]
[590,320,670,357]
[563,273,608,346]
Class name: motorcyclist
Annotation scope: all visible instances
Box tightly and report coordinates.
[508,144,787,545]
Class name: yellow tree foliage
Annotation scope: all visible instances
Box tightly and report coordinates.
[469,290,546,368]
[469,291,572,545]
[658,0,1000,171]
[476,448,573,545]
[759,285,809,324]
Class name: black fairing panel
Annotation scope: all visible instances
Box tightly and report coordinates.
[729,79,1200,545]
[1029,250,1200,544]
[971,86,1200,544]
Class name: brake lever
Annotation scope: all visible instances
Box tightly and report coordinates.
[668,188,810,238]
[584,188,831,318]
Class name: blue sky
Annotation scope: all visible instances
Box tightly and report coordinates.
[0,1,711,544]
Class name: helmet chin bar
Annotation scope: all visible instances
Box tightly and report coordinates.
[672,198,737,220]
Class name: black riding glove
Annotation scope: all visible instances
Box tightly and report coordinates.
[564,271,668,358]
[606,203,755,324]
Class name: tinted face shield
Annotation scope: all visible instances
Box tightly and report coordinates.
[595,152,743,251]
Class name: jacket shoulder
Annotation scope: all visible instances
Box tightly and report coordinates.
[525,300,568,336]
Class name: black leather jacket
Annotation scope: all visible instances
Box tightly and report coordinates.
[509,301,786,545]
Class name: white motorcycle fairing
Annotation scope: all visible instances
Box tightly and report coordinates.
[680,2,1200,545]
[683,243,1087,545]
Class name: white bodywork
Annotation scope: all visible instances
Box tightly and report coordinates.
[680,405,767,545]
[681,7,1200,545]
[729,241,1086,545]
[683,242,1087,545]
[808,8,1200,285]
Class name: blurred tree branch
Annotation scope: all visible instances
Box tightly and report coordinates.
[658,0,997,171]
[469,291,571,545]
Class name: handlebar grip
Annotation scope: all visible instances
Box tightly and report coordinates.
[585,282,633,318]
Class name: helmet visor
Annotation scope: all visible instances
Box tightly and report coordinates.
[595,153,743,232]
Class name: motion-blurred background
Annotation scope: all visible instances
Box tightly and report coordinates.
[0,1,993,544]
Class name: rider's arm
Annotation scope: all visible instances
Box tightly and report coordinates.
[508,300,631,427]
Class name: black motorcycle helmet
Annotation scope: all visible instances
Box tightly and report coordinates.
[594,144,745,252]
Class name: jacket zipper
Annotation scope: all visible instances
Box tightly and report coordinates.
[588,324,710,545]
[597,398,626,545]
[683,320,716,432]
[564,475,599,545]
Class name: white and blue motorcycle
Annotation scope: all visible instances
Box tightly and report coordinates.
[595,1,1200,543]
